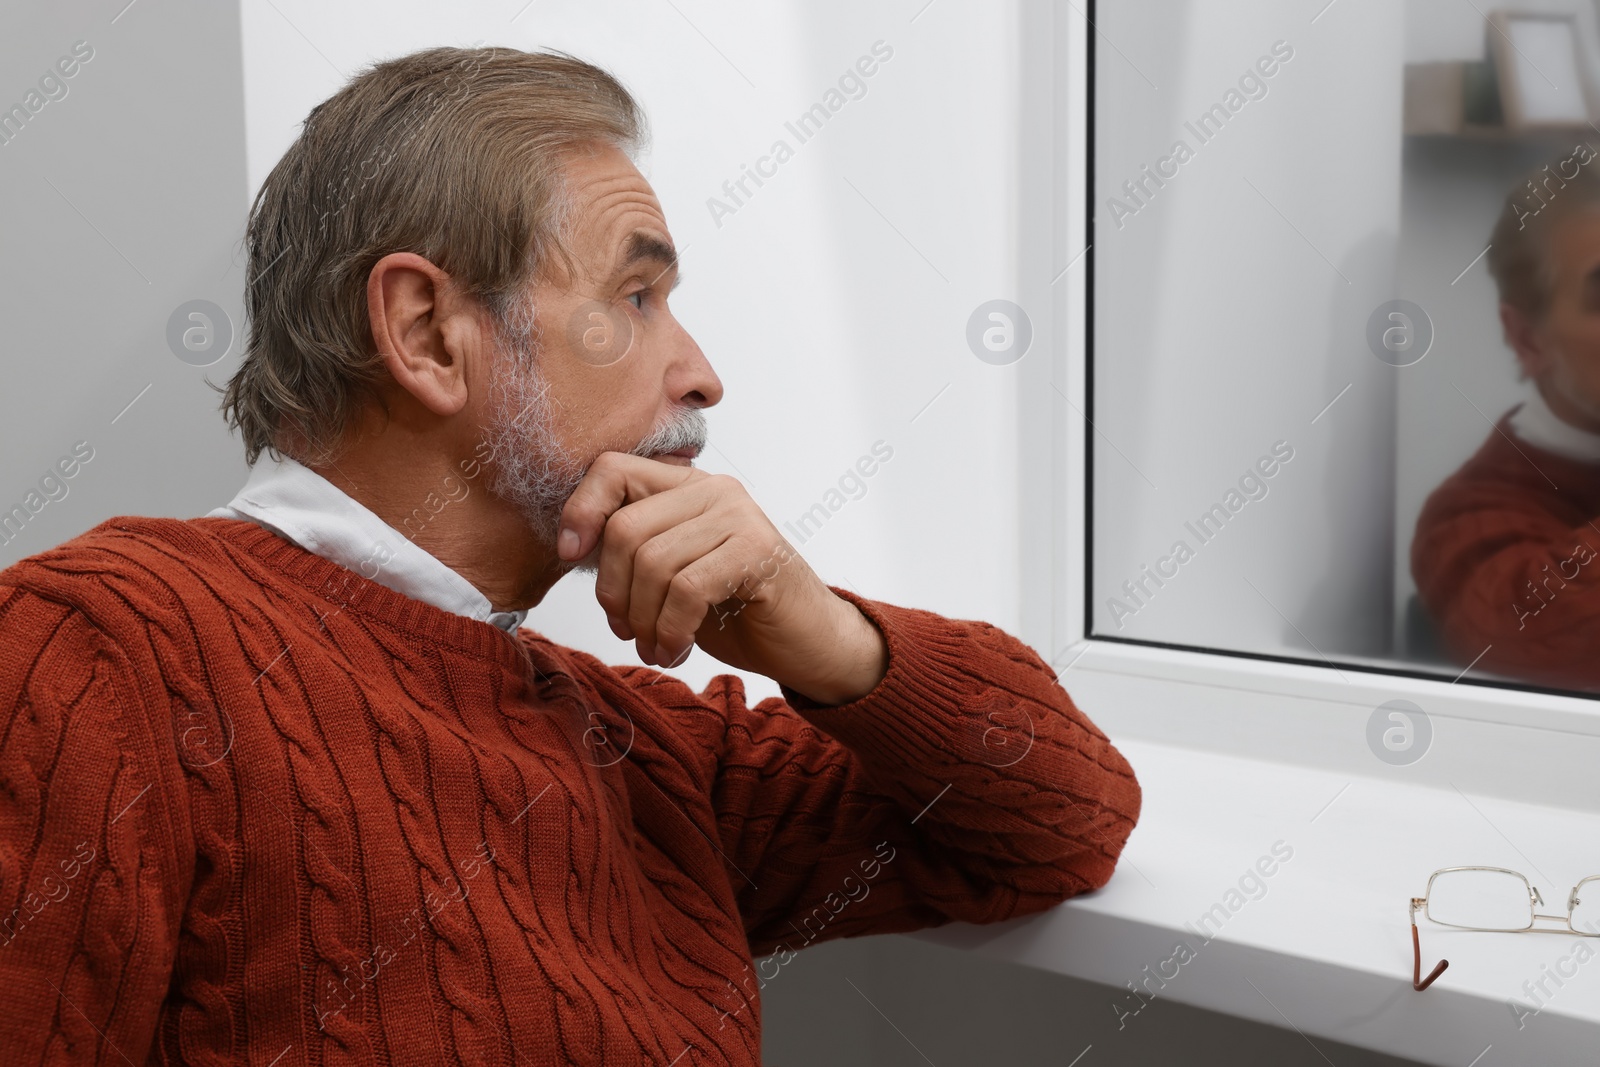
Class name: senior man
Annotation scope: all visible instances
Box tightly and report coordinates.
[0,47,1140,1065]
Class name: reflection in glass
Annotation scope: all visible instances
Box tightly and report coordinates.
[1090,0,1600,697]
[1412,152,1600,693]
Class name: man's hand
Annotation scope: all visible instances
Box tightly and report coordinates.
[556,452,888,705]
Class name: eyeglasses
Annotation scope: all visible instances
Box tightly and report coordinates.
[1409,866,1600,991]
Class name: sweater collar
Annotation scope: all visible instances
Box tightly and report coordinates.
[1508,387,1600,464]
[207,453,530,635]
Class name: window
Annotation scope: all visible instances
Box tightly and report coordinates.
[1082,0,1600,709]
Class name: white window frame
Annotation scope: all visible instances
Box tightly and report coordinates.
[1028,0,1600,812]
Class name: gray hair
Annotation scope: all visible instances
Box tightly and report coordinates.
[1488,146,1600,324]
[219,46,646,466]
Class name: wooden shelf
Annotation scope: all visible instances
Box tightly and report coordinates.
[1404,123,1594,142]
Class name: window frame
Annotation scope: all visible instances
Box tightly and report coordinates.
[1040,0,1600,808]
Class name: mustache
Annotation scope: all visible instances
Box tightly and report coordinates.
[629,407,708,458]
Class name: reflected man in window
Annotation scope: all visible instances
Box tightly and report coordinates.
[1413,145,1600,691]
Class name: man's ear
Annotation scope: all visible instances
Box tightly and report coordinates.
[1500,300,1549,381]
[367,252,471,417]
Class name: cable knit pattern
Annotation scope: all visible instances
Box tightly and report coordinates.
[0,516,1141,1065]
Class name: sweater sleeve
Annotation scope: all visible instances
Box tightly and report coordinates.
[0,585,191,1064]
[626,587,1141,959]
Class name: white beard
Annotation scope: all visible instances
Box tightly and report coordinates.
[481,299,708,573]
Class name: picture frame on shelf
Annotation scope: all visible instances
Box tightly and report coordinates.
[1488,11,1593,131]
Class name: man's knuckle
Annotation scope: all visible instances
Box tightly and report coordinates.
[606,509,641,544]
[667,569,705,603]
[635,538,671,572]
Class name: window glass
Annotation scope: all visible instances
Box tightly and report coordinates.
[1091,0,1600,696]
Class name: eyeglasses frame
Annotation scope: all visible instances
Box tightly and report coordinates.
[1409,865,1600,992]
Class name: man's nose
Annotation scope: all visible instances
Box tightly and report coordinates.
[667,324,724,409]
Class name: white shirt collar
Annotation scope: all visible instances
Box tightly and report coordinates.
[207,454,529,634]
[1508,387,1600,464]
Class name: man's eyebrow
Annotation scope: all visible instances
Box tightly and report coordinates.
[614,231,683,290]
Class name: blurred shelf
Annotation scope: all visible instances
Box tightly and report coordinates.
[1404,125,1595,142]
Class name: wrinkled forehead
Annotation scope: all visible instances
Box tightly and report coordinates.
[560,144,674,282]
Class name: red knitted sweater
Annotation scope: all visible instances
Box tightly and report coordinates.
[1412,411,1600,691]
[0,516,1141,1066]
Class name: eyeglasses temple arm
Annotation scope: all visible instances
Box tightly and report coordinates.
[1411,897,1449,992]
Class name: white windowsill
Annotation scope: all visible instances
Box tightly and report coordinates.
[912,737,1600,1066]
[1053,640,1600,814]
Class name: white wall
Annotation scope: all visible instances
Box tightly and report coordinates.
[239,0,1031,701]
[0,0,248,570]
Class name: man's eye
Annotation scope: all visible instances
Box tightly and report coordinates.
[627,291,645,310]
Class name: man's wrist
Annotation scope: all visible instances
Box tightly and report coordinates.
[780,593,889,706]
